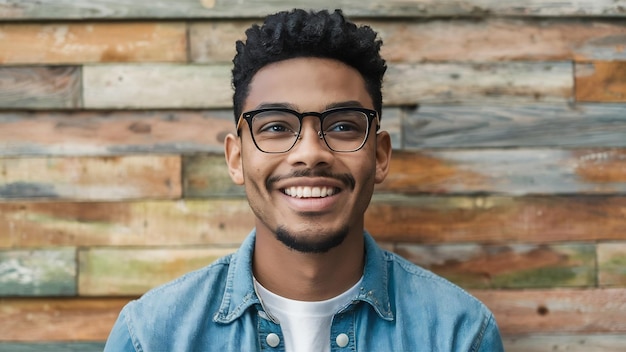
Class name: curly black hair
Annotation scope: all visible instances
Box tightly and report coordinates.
[231,9,387,123]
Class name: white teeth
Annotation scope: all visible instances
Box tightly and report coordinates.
[284,186,335,198]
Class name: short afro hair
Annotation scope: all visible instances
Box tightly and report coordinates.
[231,9,387,123]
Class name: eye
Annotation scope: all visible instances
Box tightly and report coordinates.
[326,121,360,132]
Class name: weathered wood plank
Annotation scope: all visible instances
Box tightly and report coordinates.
[403,103,626,148]
[504,334,626,352]
[472,288,626,334]
[191,19,626,63]
[82,64,232,109]
[0,200,253,248]
[384,62,573,105]
[0,156,181,200]
[598,242,626,287]
[0,110,235,156]
[396,243,596,289]
[0,248,75,296]
[79,247,235,296]
[0,342,105,352]
[0,0,625,20]
[0,23,186,64]
[0,298,130,341]
[379,149,626,195]
[366,195,626,244]
[576,61,626,102]
[0,66,81,109]
[81,62,572,109]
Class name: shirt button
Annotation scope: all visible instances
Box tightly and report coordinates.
[266,333,280,348]
[336,333,349,347]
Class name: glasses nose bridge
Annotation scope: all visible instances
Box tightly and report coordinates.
[297,111,325,140]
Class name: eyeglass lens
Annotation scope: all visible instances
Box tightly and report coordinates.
[250,110,369,153]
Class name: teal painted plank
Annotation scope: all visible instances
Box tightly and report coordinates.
[0,0,624,20]
[0,342,105,352]
[404,103,626,148]
[0,248,76,296]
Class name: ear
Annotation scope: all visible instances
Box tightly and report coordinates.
[224,133,244,185]
[374,131,392,184]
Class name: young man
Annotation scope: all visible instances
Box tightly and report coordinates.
[104,9,504,351]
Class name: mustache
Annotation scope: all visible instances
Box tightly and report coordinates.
[266,169,356,191]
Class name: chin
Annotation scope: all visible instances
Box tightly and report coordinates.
[275,225,349,254]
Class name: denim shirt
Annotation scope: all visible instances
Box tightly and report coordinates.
[104,231,504,352]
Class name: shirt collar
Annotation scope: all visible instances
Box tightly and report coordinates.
[213,230,394,324]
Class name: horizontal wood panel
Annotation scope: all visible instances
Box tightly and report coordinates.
[79,247,236,295]
[504,333,626,352]
[0,110,235,157]
[379,149,626,195]
[0,66,80,109]
[0,200,253,248]
[366,195,626,244]
[0,248,75,296]
[0,156,181,200]
[598,243,626,287]
[576,61,626,102]
[404,103,626,148]
[396,243,596,288]
[190,18,626,64]
[473,288,626,334]
[0,298,131,341]
[0,342,105,352]
[0,23,186,64]
[384,62,572,105]
[0,1,624,20]
[82,64,232,109]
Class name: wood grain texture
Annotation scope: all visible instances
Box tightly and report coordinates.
[79,247,235,295]
[190,19,626,64]
[0,298,130,341]
[82,64,232,109]
[0,23,186,64]
[0,200,253,248]
[0,342,105,352]
[598,242,626,287]
[0,110,235,157]
[504,334,626,352]
[473,288,626,334]
[0,156,181,200]
[576,61,626,102]
[396,243,596,288]
[0,248,75,296]
[366,195,626,244]
[379,149,626,195]
[384,62,573,105]
[0,1,625,20]
[0,66,80,109]
[403,103,626,148]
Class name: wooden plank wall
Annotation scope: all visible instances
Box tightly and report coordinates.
[1,1,625,350]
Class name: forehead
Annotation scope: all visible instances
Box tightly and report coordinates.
[243,57,373,112]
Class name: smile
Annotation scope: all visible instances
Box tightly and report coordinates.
[282,186,338,198]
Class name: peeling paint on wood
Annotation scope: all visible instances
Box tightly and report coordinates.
[78,247,235,295]
[576,61,626,102]
[396,243,596,288]
[0,66,81,109]
[0,23,186,64]
[598,242,626,287]
[0,156,181,200]
[0,248,76,296]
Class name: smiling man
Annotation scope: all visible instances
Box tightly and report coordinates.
[104,9,504,352]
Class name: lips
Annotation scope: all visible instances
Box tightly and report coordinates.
[282,186,338,198]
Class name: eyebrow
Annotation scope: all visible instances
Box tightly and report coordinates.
[253,100,365,112]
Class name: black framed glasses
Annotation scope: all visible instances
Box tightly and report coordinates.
[236,107,380,153]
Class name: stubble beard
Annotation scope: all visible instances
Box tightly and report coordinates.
[275,225,349,254]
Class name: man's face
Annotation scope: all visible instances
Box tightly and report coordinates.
[225,57,391,253]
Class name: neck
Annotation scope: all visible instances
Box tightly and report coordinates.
[253,227,365,301]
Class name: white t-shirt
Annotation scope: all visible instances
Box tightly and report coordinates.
[254,277,363,352]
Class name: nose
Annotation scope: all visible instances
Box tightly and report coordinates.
[285,117,334,168]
